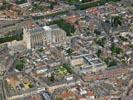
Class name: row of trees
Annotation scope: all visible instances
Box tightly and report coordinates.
[0,34,23,44]
[48,19,76,36]
[77,0,121,10]
[66,0,80,4]
[15,0,27,4]
[81,0,94,3]
[45,10,68,17]
[0,1,12,10]
[66,0,94,4]
[0,0,27,6]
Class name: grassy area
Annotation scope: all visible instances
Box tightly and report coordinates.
[48,65,72,82]
[55,66,70,76]
[63,64,73,74]
[55,65,72,76]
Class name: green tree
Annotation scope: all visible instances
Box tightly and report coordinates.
[111,16,122,27]
[108,60,117,67]
[104,58,117,67]
[86,31,92,36]
[95,37,106,47]
[28,84,34,88]
[16,59,25,71]
[16,63,24,71]
[94,29,101,35]
[104,57,110,65]
[66,48,74,55]
[110,44,122,54]
[96,49,102,57]
[38,48,44,52]
[119,36,128,41]
[49,73,55,82]
[32,3,44,11]
[49,3,54,9]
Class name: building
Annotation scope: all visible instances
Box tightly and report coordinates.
[7,40,26,54]
[121,95,133,100]
[0,44,13,75]
[0,0,3,7]
[23,26,45,49]
[23,24,66,49]
[43,24,66,45]
[41,91,54,100]
[0,20,25,37]
[70,54,107,74]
